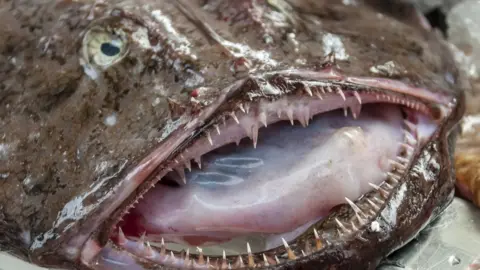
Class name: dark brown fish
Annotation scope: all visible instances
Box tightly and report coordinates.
[0,0,468,269]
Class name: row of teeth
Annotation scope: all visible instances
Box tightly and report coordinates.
[121,91,420,268]
[332,117,418,239]
[116,227,323,269]
[164,87,422,186]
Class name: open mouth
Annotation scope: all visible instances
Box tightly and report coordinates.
[99,81,446,269]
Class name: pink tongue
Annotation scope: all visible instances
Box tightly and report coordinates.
[127,105,403,245]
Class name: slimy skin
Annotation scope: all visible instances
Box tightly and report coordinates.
[0,1,468,269]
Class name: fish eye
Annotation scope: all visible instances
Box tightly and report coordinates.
[82,26,128,68]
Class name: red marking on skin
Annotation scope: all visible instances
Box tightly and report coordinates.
[234,57,248,67]
[191,89,199,98]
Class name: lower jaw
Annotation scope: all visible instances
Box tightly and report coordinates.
[104,101,437,266]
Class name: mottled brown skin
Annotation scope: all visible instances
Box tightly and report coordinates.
[0,0,467,269]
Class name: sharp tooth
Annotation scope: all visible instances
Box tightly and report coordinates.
[314,90,323,100]
[197,247,204,265]
[275,256,281,264]
[245,103,250,114]
[174,168,187,185]
[230,112,240,124]
[301,250,307,257]
[382,181,394,189]
[263,254,270,266]
[397,156,409,164]
[313,228,323,250]
[373,196,385,205]
[336,87,346,101]
[174,159,179,164]
[387,172,400,183]
[214,124,221,135]
[160,238,166,256]
[349,102,362,119]
[404,131,417,145]
[194,157,202,169]
[238,103,246,113]
[350,220,358,231]
[235,255,244,268]
[404,119,417,131]
[366,198,381,211]
[221,250,228,269]
[335,218,350,234]
[138,232,146,247]
[287,108,294,125]
[145,241,154,258]
[320,87,326,93]
[184,160,191,172]
[344,107,348,117]
[117,227,127,245]
[298,109,309,127]
[170,251,175,261]
[251,124,259,148]
[354,91,362,104]
[282,238,296,260]
[389,159,406,169]
[206,132,213,145]
[185,248,190,262]
[277,109,282,118]
[304,85,313,96]
[344,197,368,223]
[399,142,414,153]
[247,242,255,267]
[326,86,333,92]
[259,112,268,127]
[369,183,389,198]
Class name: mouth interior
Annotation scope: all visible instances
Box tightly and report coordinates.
[117,101,436,257]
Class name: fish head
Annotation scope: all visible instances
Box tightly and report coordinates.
[0,1,467,269]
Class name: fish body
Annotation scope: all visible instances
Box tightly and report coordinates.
[0,1,467,269]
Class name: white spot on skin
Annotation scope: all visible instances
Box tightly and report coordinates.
[31,161,128,250]
[131,28,151,49]
[151,10,195,58]
[0,143,10,160]
[152,97,161,107]
[342,0,357,5]
[31,230,59,250]
[20,230,31,245]
[448,255,461,266]
[286,32,299,53]
[95,161,111,174]
[322,33,349,60]
[81,62,99,80]
[370,221,381,232]
[23,176,32,187]
[369,61,400,76]
[380,182,407,227]
[104,113,117,126]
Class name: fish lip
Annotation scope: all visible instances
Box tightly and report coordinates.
[39,70,457,267]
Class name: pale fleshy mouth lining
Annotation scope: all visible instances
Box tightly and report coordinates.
[93,86,440,269]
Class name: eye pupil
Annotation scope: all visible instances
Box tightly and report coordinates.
[100,42,121,56]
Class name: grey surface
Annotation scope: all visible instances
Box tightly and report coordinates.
[380,197,480,270]
[1,198,479,270]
